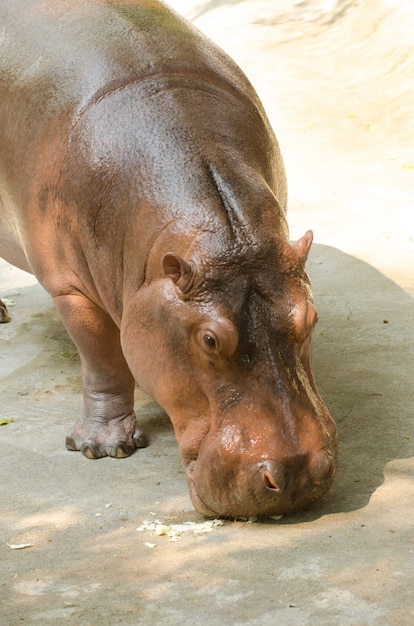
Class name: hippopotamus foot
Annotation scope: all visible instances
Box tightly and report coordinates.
[65,411,148,459]
[0,298,10,323]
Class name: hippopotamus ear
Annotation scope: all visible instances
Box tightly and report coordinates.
[162,253,194,292]
[293,230,313,264]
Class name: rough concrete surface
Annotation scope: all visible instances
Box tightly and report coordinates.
[1,1,413,624]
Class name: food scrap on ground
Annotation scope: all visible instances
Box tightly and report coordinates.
[7,543,33,550]
[137,518,224,542]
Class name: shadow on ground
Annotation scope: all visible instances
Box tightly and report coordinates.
[304,245,414,518]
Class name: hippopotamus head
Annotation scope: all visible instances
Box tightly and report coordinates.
[121,220,337,519]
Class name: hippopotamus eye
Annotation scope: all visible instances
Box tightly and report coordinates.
[203,334,217,349]
[196,319,238,357]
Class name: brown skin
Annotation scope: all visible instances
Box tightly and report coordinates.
[0,0,337,518]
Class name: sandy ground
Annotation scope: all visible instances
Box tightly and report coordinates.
[1,1,414,624]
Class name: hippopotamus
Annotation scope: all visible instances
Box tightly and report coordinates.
[0,0,337,518]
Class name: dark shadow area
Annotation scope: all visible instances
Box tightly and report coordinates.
[285,244,414,522]
[136,401,171,436]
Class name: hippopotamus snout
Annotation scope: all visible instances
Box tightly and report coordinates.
[186,436,337,519]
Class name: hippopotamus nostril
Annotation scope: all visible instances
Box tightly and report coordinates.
[309,450,335,485]
[261,461,285,493]
[263,470,280,491]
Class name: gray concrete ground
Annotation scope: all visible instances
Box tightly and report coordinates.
[1,1,414,624]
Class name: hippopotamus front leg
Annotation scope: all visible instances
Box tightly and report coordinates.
[53,293,147,459]
[0,298,10,323]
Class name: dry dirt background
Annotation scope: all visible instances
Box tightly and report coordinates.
[1,0,414,624]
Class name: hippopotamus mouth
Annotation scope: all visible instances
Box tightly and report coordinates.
[185,465,219,518]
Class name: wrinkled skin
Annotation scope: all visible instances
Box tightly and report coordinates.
[0,0,337,518]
